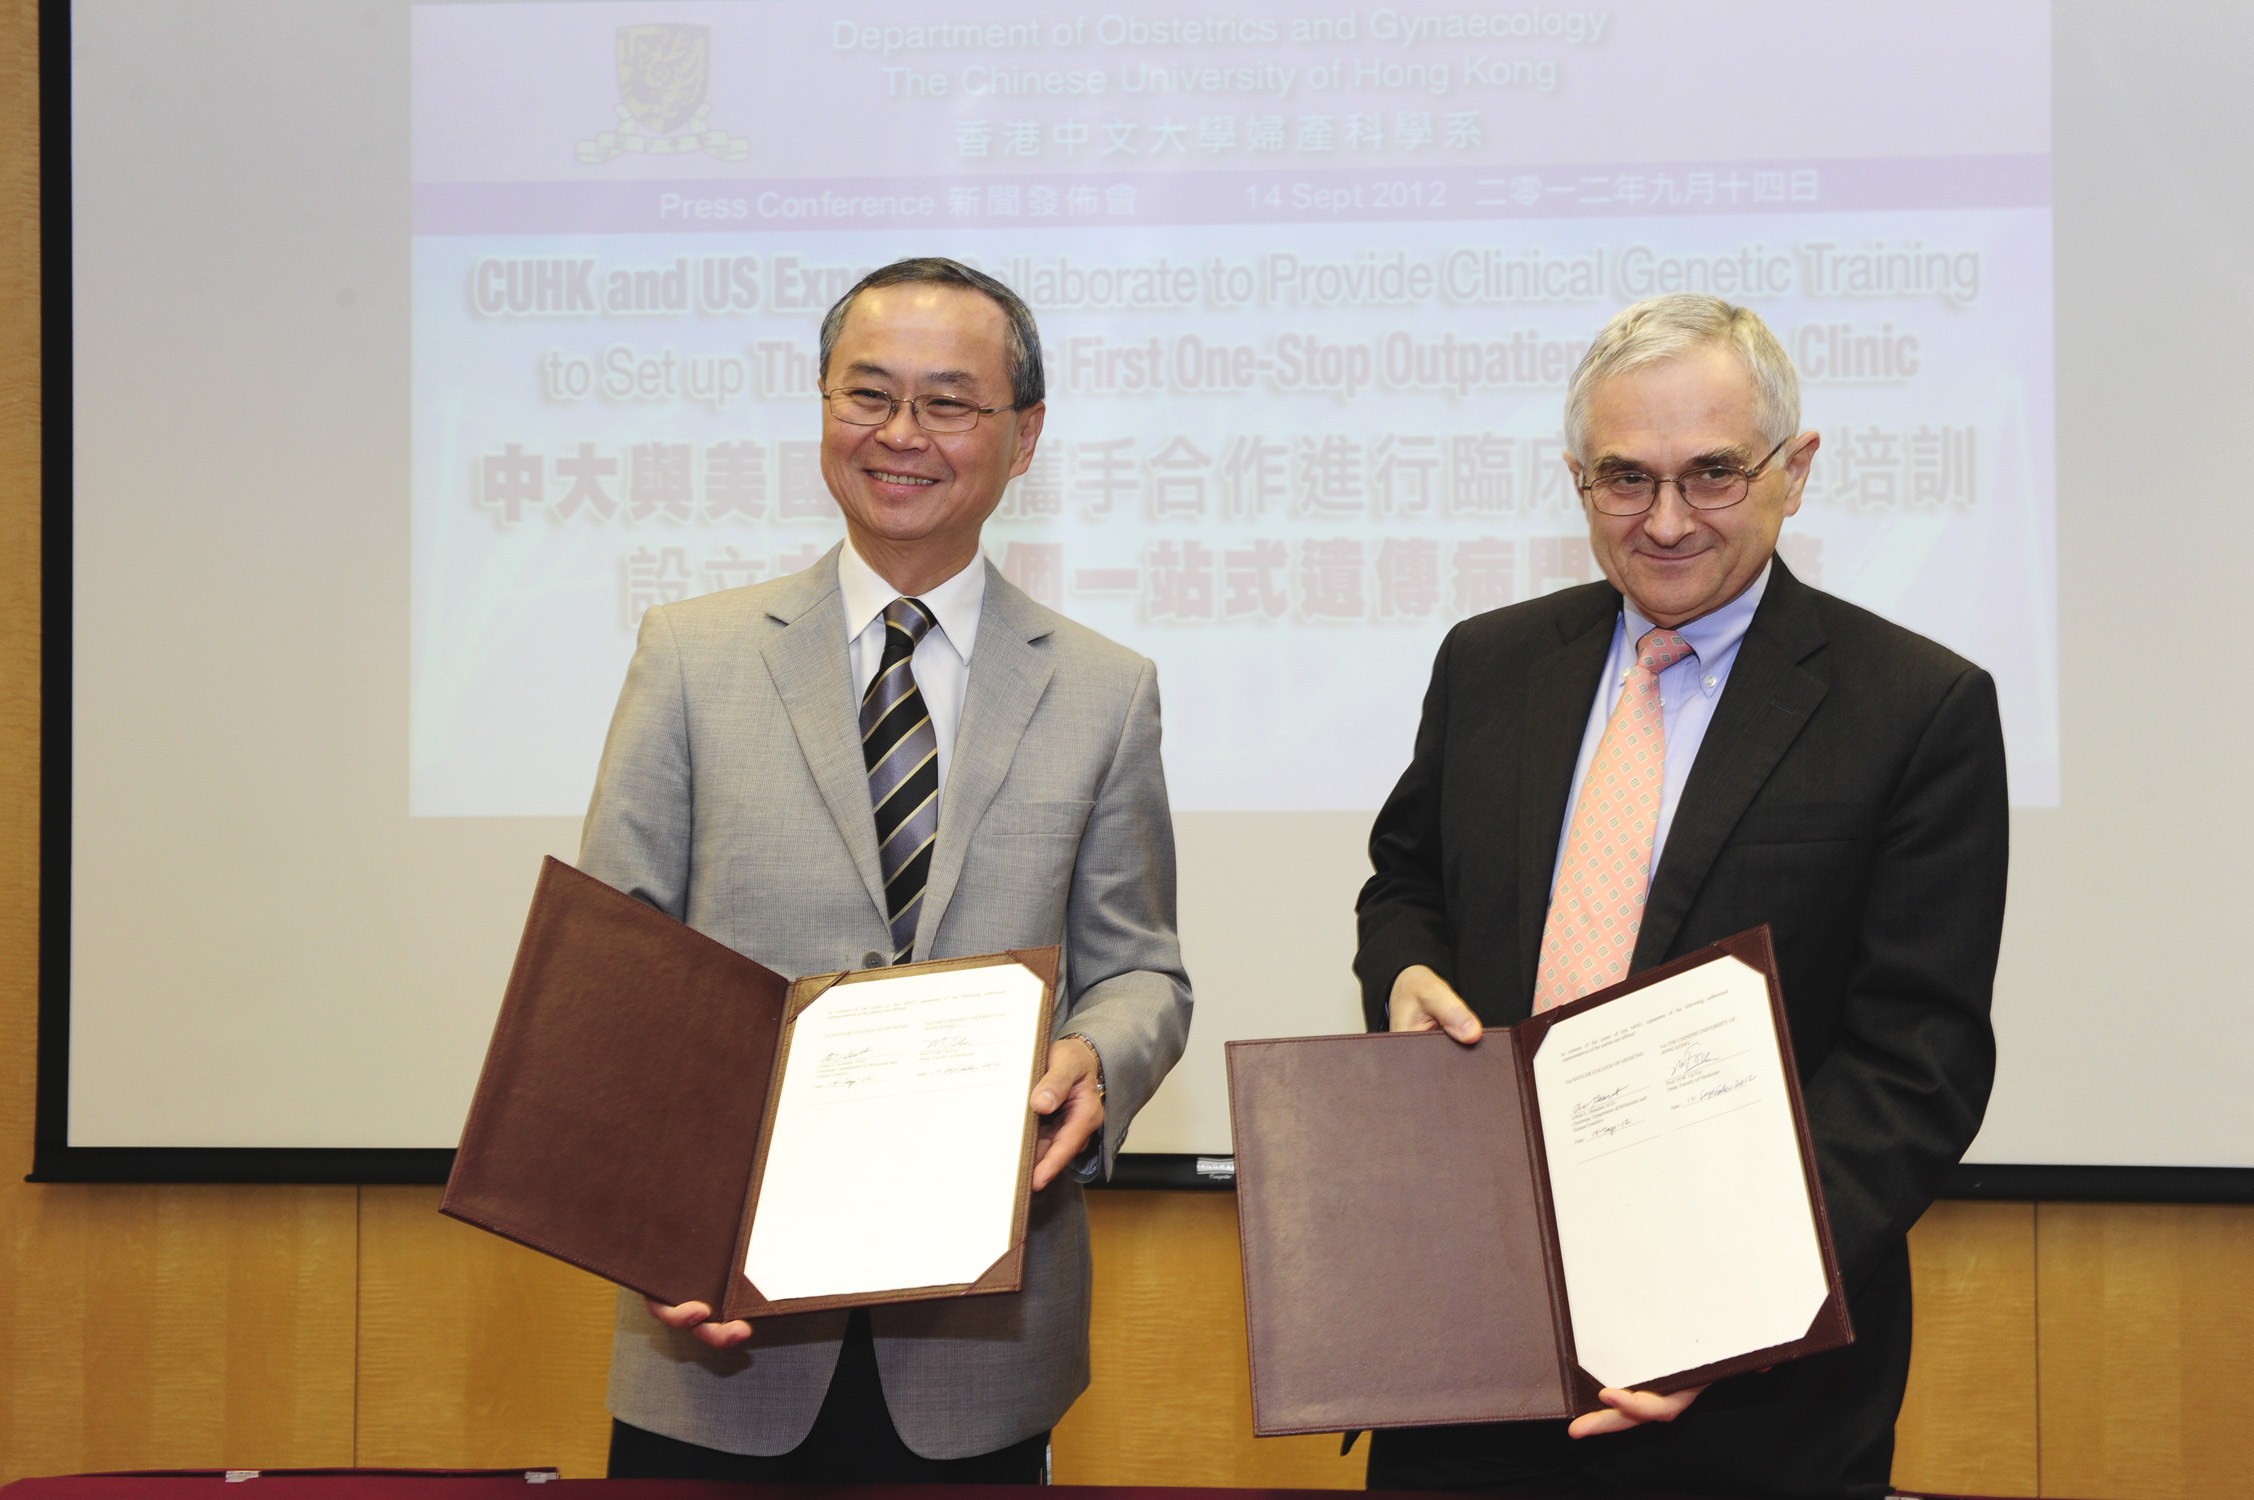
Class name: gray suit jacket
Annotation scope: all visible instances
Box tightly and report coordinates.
[580,548,1193,1459]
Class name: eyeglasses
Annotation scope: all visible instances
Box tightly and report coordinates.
[822,387,1014,434]
[1578,436,1792,517]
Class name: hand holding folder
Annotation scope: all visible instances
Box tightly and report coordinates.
[1028,1033,1108,1191]
[1228,927,1852,1436]
[442,858,1063,1325]
[644,1029,1107,1351]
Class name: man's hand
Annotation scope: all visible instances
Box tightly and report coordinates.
[1030,1036,1106,1190]
[643,1298,752,1350]
[1388,965,1483,1043]
[1568,1384,1706,1438]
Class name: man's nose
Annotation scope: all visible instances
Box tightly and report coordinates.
[1642,482,1698,544]
[876,402,929,446]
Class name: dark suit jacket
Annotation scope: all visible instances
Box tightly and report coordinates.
[1355,559,2008,1500]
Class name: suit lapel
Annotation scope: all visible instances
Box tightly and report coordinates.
[1633,562,1829,969]
[759,550,891,927]
[916,566,1055,956]
[1515,591,1621,1002]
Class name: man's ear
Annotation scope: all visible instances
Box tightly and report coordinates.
[1564,451,1596,525]
[1008,401,1047,479]
[1780,429,1821,517]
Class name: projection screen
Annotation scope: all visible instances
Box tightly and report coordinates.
[44,0,2254,1191]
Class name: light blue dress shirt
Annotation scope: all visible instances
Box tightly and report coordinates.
[1549,562,1772,900]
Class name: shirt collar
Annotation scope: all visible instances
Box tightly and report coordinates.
[1622,559,1771,675]
[837,539,987,663]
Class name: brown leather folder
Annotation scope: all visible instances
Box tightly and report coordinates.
[441,856,1059,1320]
[1226,926,1851,1435]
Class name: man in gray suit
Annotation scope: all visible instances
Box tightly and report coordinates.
[579,258,1192,1483]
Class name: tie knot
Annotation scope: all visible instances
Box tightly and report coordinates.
[1636,628,1693,675]
[884,597,937,645]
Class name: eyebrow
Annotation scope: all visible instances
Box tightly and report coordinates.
[840,359,981,391]
[1591,444,1754,474]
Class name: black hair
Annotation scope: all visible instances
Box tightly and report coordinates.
[817,257,1045,409]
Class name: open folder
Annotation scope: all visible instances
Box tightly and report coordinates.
[1226,926,1851,1436]
[442,857,1060,1319]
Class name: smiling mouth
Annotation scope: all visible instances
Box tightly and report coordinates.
[869,470,938,487]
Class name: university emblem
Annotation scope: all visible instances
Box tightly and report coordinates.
[578,24,749,163]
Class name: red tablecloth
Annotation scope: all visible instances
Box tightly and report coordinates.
[0,1473,2057,1500]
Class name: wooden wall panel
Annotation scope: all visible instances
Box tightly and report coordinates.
[353,1186,616,1477]
[1053,1191,1365,1490]
[1891,1200,2039,1497]
[2037,1203,2254,1500]
[0,1185,359,1483]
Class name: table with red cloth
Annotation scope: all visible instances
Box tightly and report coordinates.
[0,1469,2085,1500]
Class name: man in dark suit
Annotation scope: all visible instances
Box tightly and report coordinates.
[1355,294,2008,1499]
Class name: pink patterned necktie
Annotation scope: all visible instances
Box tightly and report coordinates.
[1533,627,1696,1013]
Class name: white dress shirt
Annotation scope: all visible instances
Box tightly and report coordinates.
[837,540,986,793]
[1550,561,1772,896]
[841,542,1101,1179]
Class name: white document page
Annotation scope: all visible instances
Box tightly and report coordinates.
[1530,955,1830,1390]
[743,961,1045,1301]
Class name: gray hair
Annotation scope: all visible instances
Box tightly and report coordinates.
[818,257,1045,410]
[1564,294,1799,459]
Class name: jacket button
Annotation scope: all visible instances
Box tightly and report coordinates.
[861,951,885,970]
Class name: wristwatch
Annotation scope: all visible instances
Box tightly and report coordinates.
[1062,1031,1107,1101]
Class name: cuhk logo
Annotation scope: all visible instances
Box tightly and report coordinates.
[578,24,749,163]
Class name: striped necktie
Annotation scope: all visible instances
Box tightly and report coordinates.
[1532,626,1695,1012]
[862,597,942,965]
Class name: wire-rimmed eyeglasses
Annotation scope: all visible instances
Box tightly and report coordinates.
[1577,435,1792,517]
[822,387,1016,434]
